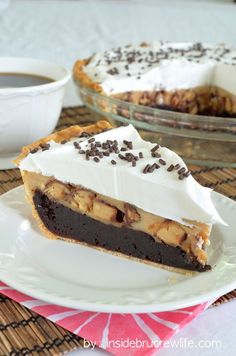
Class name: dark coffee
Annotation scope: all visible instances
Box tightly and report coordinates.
[0,73,54,88]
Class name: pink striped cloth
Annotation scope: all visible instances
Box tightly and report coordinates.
[0,281,211,355]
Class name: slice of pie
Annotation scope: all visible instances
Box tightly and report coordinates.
[15,120,224,273]
[73,41,236,117]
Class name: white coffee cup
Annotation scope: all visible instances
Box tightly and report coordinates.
[0,57,71,169]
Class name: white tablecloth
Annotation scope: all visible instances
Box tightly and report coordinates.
[0,1,235,355]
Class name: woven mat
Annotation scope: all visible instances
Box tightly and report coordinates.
[0,106,236,355]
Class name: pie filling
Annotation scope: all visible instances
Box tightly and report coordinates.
[24,171,211,272]
[112,87,236,118]
[33,189,210,272]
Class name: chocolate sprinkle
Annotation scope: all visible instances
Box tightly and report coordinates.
[93,157,100,163]
[40,143,50,151]
[118,154,125,160]
[151,152,161,158]
[178,167,186,175]
[139,152,143,159]
[111,160,117,165]
[159,158,166,166]
[80,132,91,138]
[123,140,133,149]
[143,164,151,174]
[184,170,191,177]
[30,148,39,154]
[103,151,110,156]
[167,164,174,172]
[151,144,160,153]
[73,142,81,149]
[148,163,157,173]
[107,67,119,75]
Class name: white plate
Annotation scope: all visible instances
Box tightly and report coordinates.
[0,186,236,313]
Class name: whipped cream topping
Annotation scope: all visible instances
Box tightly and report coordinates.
[84,41,236,95]
[20,125,224,226]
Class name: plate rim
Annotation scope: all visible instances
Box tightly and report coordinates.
[0,185,236,313]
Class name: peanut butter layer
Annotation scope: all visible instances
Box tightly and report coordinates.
[23,171,211,266]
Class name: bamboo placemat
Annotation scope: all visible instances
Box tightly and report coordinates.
[0,106,236,355]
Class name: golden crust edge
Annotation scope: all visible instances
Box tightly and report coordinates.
[73,58,105,94]
[14,120,112,166]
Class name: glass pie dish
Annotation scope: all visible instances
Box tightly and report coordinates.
[75,83,236,167]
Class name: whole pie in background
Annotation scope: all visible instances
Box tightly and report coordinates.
[74,41,236,117]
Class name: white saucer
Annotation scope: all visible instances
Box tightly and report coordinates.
[0,186,236,313]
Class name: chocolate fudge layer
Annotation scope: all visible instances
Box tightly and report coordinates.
[33,189,209,272]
